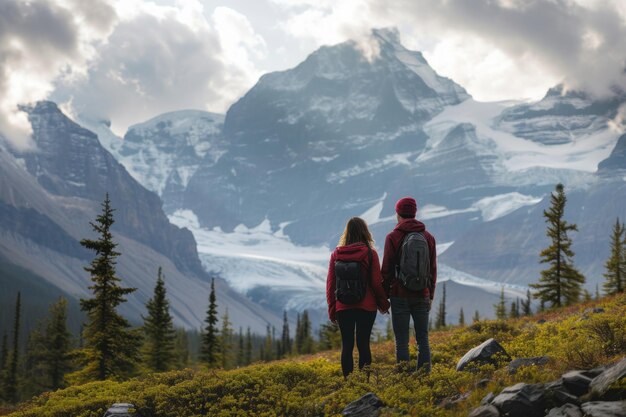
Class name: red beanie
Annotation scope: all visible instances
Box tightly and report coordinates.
[395,197,417,218]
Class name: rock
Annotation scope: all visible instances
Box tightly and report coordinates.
[491,383,547,417]
[590,357,626,400]
[562,370,596,396]
[580,401,626,417]
[545,404,583,417]
[476,378,492,388]
[468,405,500,417]
[439,391,471,409]
[508,356,550,374]
[583,307,606,315]
[538,319,547,324]
[342,393,384,417]
[481,392,495,405]
[456,339,511,372]
[545,379,580,407]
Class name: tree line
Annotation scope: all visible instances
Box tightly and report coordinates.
[0,195,322,405]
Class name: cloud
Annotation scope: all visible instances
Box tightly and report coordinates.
[0,0,116,150]
[53,1,264,135]
[0,0,266,143]
[273,0,626,101]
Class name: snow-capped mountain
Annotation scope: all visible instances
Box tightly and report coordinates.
[0,102,282,332]
[80,110,225,213]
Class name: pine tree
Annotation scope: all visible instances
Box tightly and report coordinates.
[75,195,140,382]
[0,332,7,400]
[5,292,21,403]
[280,311,291,357]
[435,282,447,328]
[521,289,532,316]
[299,311,314,354]
[385,318,394,341]
[220,309,233,369]
[236,328,244,366]
[244,327,252,365]
[22,324,47,398]
[595,284,600,300]
[473,310,480,323]
[318,323,340,351]
[494,287,507,320]
[173,329,189,369]
[531,184,585,307]
[509,300,520,319]
[201,278,220,367]
[295,313,302,354]
[142,268,176,372]
[45,298,72,390]
[603,218,625,295]
[459,308,465,326]
[262,324,273,362]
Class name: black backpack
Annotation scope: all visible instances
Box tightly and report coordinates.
[335,248,372,304]
[396,232,431,291]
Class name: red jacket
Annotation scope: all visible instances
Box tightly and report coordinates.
[381,218,437,299]
[326,243,390,322]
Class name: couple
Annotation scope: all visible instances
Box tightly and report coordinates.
[326,197,437,378]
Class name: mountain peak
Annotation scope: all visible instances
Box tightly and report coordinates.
[371,27,402,46]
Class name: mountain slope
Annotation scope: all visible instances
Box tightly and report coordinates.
[0,104,282,332]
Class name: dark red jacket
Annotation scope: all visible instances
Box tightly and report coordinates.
[381,218,437,299]
[326,243,390,322]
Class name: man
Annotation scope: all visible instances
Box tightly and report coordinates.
[381,197,437,373]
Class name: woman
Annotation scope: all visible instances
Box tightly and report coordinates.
[326,217,390,378]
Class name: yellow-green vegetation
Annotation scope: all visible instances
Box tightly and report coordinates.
[6,294,626,417]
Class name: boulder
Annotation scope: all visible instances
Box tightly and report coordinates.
[590,357,626,400]
[538,319,547,324]
[545,404,583,417]
[456,339,511,372]
[580,401,626,417]
[491,383,547,417]
[468,405,500,417]
[508,356,550,374]
[562,370,596,396]
[545,379,580,407]
[481,392,495,405]
[342,393,384,417]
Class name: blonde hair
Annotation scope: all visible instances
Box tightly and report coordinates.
[338,217,375,247]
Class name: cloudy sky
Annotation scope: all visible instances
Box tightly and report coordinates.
[1,0,626,148]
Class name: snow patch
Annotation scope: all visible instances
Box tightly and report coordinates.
[472,192,543,222]
[423,99,620,175]
[437,242,454,255]
[359,193,387,225]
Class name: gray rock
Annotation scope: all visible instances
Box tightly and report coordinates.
[476,378,492,388]
[508,356,550,374]
[590,358,626,400]
[468,405,500,417]
[545,379,580,406]
[342,393,384,417]
[538,319,547,324]
[481,392,495,405]
[581,401,626,417]
[545,404,583,417]
[563,370,596,396]
[456,339,511,372]
[491,383,547,417]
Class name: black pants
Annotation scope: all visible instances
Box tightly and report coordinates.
[336,309,377,377]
